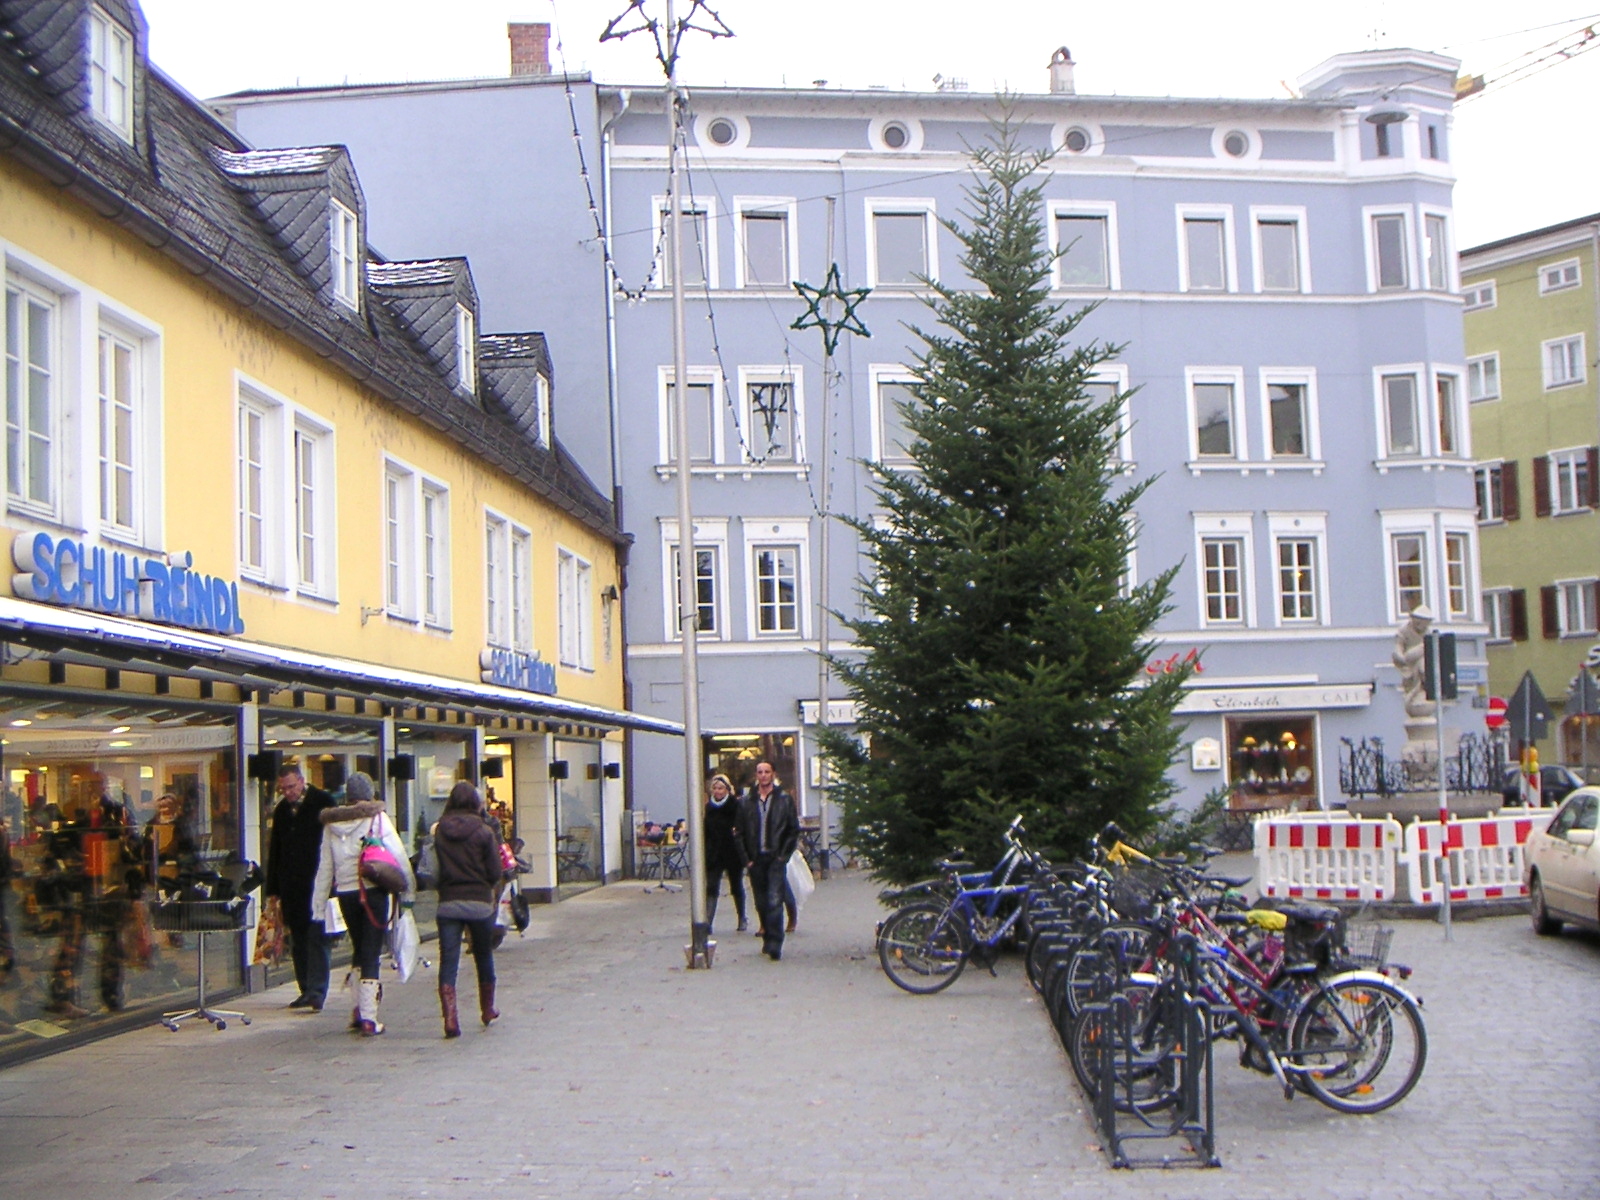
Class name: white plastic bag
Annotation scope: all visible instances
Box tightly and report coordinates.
[388,910,420,982]
[324,896,347,934]
[787,850,815,912]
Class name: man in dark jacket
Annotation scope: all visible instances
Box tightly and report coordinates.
[736,761,799,961]
[265,764,335,1010]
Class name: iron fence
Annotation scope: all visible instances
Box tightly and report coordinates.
[1338,733,1502,799]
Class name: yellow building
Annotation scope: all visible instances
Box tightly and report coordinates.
[0,0,673,1060]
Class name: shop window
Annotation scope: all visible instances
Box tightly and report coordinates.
[1228,716,1317,807]
[707,732,800,802]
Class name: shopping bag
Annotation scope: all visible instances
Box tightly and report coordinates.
[787,849,815,912]
[126,899,156,969]
[324,896,348,934]
[252,896,285,965]
[414,837,439,890]
[387,909,420,982]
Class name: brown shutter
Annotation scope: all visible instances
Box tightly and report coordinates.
[1540,585,1559,638]
[1510,588,1529,641]
[1501,460,1520,521]
[1588,447,1599,509]
[1532,456,1551,516]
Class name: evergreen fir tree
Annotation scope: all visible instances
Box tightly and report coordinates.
[821,120,1190,883]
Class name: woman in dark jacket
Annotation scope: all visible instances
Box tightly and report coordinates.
[703,773,747,934]
[432,781,503,1037]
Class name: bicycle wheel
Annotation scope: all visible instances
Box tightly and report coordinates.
[1068,992,1184,1114]
[1288,976,1427,1114]
[1062,923,1155,1020]
[878,902,969,994]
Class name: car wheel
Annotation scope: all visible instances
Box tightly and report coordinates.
[1529,874,1562,936]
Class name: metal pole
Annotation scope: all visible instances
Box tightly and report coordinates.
[1433,634,1452,940]
[665,0,711,967]
[814,196,837,880]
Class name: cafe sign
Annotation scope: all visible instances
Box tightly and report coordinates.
[1175,683,1373,714]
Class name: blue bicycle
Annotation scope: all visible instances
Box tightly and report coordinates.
[877,816,1035,994]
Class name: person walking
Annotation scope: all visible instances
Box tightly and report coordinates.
[310,772,414,1036]
[431,781,502,1037]
[736,762,799,961]
[264,765,335,1011]
[703,774,747,934]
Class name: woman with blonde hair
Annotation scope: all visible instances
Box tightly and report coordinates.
[703,773,747,933]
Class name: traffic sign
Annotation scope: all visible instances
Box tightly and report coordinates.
[1485,696,1508,730]
[1505,670,1552,742]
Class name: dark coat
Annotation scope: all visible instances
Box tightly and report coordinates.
[265,784,334,920]
[735,786,799,867]
[433,811,502,906]
[703,797,743,871]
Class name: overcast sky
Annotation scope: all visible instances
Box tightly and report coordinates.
[139,0,1600,247]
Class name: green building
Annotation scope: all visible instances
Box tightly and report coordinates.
[1462,213,1600,769]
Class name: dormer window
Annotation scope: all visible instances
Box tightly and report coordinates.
[535,373,552,445]
[329,201,360,309]
[455,305,476,393]
[88,7,133,141]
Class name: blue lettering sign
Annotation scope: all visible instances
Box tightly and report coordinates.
[478,647,557,695]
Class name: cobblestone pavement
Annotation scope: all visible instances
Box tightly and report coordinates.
[1,863,1597,1200]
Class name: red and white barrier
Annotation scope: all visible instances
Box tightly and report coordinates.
[1255,815,1403,901]
[1403,810,1555,904]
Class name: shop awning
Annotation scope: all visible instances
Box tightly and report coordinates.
[0,597,684,737]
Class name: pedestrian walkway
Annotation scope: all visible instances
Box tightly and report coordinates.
[0,867,1596,1198]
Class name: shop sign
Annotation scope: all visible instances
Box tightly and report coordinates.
[800,699,859,725]
[1174,683,1372,714]
[1146,648,1204,676]
[479,647,556,695]
[11,532,245,636]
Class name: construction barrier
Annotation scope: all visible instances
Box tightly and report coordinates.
[1403,810,1556,904]
[1254,815,1403,901]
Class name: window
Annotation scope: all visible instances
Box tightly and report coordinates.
[1391,532,1427,614]
[742,370,801,464]
[1369,211,1410,290]
[1467,353,1499,402]
[5,276,59,514]
[1085,366,1132,466]
[484,513,508,646]
[1483,588,1516,642]
[1443,531,1471,619]
[670,546,719,638]
[655,199,714,288]
[534,373,552,446]
[420,482,448,627]
[1374,121,1394,158]
[1425,124,1441,160]
[329,201,360,310]
[1462,281,1495,312]
[1180,212,1231,292]
[753,545,800,635]
[384,461,449,627]
[293,427,319,589]
[868,202,936,288]
[1251,209,1308,293]
[1187,371,1244,461]
[1202,538,1246,623]
[1539,258,1581,295]
[454,305,475,393]
[96,327,138,534]
[88,7,133,140]
[1556,580,1598,636]
[659,369,719,465]
[558,548,593,667]
[238,399,273,579]
[1050,206,1117,289]
[1381,372,1420,457]
[1422,213,1451,291]
[1549,448,1594,515]
[1435,373,1462,457]
[383,464,413,617]
[1475,463,1505,523]
[511,527,533,651]
[1266,382,1308,458]
[873,370,923,464]
[1276,538,1318,621]
[735,199,797,289]
[1543,335,1585,389]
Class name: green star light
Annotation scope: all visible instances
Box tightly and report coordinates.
[791,264,871,356]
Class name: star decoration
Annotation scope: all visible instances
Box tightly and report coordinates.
[791,265,872,356]
[600,0,734,77]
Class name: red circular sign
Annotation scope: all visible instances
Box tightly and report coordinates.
[1485,696,1508,730]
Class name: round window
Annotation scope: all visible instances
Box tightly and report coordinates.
[882,121,910,150]
[707,118,738,147]
[1222,130,1250,158]
[1062,127,1091,154]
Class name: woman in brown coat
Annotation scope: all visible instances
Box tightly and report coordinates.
[431,782,503,1037]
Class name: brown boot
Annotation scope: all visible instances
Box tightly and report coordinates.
[479,982,499,1026]
[439,984,460,1039]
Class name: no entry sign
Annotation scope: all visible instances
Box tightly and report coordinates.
[1485,696,1508,730]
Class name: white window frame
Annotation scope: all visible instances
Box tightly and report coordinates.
[1084,364,1133,468]
[732,196,799,290]
[1539,258,1581,295]
[1442,526,1474,621]
[1194,512,1255,628]
[1363,206,1414,292]
[869,365,923,465]
[329,200,360,311]
[1433,368,1466,459]
[1474,461,1505,524]
[236,373,334,602]
[656,366,723,467]
[866,199,938,289]
[1556,577,1599,636]
[1549,446,1594,515]
[652,195,718,290]
[1483,587,1514,643]
[1256,367,1321,463]
[1384,523,1431,622]
[558,546,594,668]
[291,414,337,598]
[660,518,731,643]
[1467,353,1500,402]
[511,525,534,652]
[88,7,133,142]
[739,366,805,465]
[1461,281,1496,312]
[5,270,66,522]
[1379,510,1473,624]
[1248,206,1311,294]
[1420,208,1455,292]
[1373,364,1425,460]
[1176,204,1237,293]
[1542,334,1586,390]
[743,518,811,640]
[1266,511,1329,627]
[92,305,161,546]
[533,373,552,447]
[383,458,450,628]
[236,390,281,586]
[419,479,450,629]
[1185,366,1247,465]
[1048,201,1120,291]
[454,304,476,394]
[484,510,510,648]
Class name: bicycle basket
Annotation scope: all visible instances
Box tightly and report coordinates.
[1335,922,1394,970]
[1107,861,1166,920]
[1282,907,1346,968]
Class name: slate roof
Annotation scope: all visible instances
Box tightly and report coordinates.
[0,1,622,545]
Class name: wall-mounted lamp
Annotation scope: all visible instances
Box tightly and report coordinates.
[359,605,385,626]
[601,584,620,603]
[549,760,570,780]
[1364,104,1408,126]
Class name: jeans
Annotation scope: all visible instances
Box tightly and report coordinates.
[436,916,497,990]
[283,903,330,1002]
[337,890,390,981]
[748,853,787,953]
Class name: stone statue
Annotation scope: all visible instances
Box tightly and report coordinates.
[1392,605,1437,778]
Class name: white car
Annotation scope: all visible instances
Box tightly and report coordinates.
[1526,786,1600,935]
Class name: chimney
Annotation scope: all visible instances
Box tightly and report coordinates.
[1049,46,1076,95]
[509,23,551,77]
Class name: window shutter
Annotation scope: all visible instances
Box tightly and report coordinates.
[1588,447,1599,508]
[1532,455,1551,517]
[1540,585,1559,638]
[1510,588,1528,641]
[1501,460,1520,521]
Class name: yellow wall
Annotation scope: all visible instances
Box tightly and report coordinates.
[1,160,623,710]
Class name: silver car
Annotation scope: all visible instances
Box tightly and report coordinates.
[1526,787,1600,935]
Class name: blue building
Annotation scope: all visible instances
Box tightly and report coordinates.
[221,37,1482,820]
